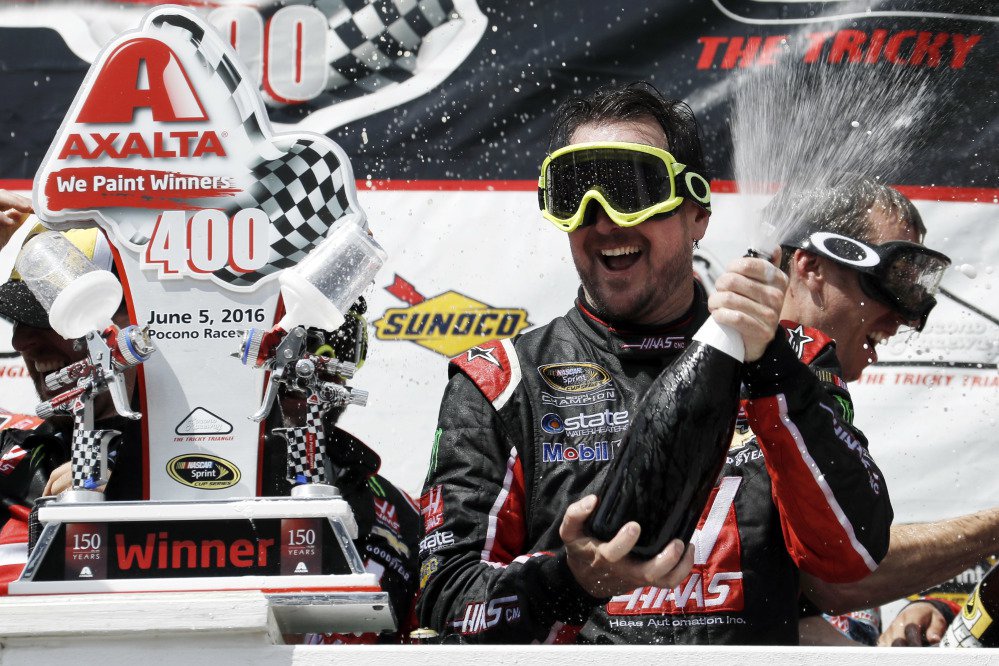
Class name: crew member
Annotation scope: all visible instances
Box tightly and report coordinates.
[417,83,892,644]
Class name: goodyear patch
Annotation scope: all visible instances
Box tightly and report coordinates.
[374,275,530,357]
[537,362,612,393]
[166,454,241,490]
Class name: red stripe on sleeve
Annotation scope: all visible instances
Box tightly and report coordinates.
[484,455,526,564]
[748,394,876,582]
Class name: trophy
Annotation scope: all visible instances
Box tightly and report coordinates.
[7,6,397,637]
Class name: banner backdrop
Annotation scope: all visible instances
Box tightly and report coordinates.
[0,1,996,523]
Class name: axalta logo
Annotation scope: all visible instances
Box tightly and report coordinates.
[54,37,225,164]
[537,363,612,393]
[542,440,615,464]
[544,409,629,437]
[37,7,366,290]
[166,454,240,490]
[59,132,226,161]
[374,275,530,357]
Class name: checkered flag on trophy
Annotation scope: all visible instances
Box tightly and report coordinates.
[276,401,329,486]
[69,411,117,491]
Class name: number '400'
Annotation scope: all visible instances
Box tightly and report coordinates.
[144,209,269,278]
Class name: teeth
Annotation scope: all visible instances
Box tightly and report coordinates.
[33,360,64,374]
[869,332,889,345]
[601,246,640,257]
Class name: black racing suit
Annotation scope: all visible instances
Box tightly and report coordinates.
[417,285,892,644]
[263,425,422,643]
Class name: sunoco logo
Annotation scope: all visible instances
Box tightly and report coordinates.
[167,454,240,490]
[538,363,612,393]
[374,275,530,357]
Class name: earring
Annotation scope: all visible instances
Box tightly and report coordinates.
[693,240,700,250]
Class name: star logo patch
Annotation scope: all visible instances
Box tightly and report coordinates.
[466,346,500,367]
[787,325,815,359]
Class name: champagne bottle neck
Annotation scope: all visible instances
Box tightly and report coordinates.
[691,316,745,362]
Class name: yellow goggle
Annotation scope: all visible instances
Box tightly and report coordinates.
[537,142,712,233]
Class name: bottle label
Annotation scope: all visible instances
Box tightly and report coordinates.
[941,584,993,647]
[691,317,744,362]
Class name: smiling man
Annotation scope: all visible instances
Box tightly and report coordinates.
[416,83,893,644]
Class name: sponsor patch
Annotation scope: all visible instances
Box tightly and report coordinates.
[552,409,629,437]
[374,275,530,357]
[419,530,455,557]
[371,525,411,559]
[166,454,241,489]
[540,413,564,434]
[619,336,686,352]
[541,387,616,407]
[608,477,745,616]
[537,362,612,393]
[728,428,755,451]
[420,485,444,533]
[373,497,401,532]
[420,556,440,590]
[541,440,615,464]
[451,596,521,635]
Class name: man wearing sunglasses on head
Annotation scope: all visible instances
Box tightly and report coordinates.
[416,83,892,644]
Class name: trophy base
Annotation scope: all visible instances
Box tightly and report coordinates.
[8,496,395,634]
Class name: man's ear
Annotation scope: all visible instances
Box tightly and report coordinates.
[792,249,824,287]
[689,202,710,241]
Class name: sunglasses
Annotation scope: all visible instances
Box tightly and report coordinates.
[538,142,711,232]
[790,231,951,331]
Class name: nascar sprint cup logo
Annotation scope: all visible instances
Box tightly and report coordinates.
[538,362,616,407]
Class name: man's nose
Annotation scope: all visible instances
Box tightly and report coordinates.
[587,201,618,232]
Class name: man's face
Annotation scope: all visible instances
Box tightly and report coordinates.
[11,308,134,418]
[812,210,920,382]
[566,117,708,326]
[11,322,85,402]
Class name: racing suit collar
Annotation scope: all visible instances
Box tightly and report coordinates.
[571,281,710,360]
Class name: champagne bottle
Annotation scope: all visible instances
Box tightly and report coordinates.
[941,562,999,647]
[588,317,743,559]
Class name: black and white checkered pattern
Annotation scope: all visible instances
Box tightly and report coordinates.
[70,412,113,490]
[279,401,329,485]
[152,13,361,288]
[257,0,459,102]
[217,139,353,287]
[325,0,457,97]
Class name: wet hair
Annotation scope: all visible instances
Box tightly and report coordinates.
[770,174,926,272]
[547,82,708,180]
